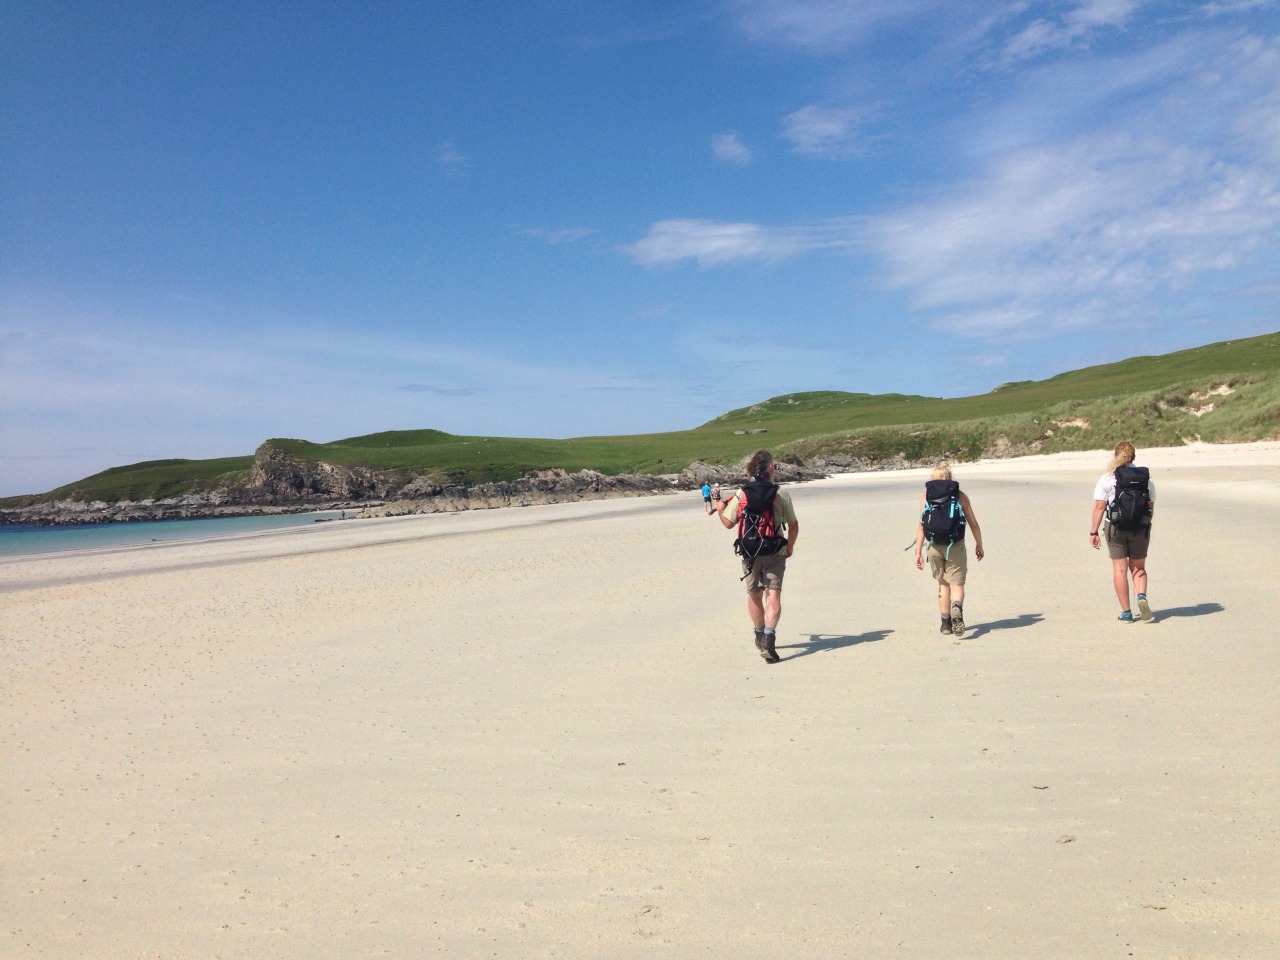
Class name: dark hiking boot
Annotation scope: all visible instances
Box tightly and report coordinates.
[762,631,780,663]
[940,617,953,635]
[754,628,766,654]
[950,603,965,637]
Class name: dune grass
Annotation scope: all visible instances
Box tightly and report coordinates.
[783,373,1280,466]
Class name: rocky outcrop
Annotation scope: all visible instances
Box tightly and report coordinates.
[246,442,405,503]
[363,470,681,517]
[0,495,328,527]
[2,444,871,527]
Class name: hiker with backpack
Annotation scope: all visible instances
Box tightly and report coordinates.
[1090,441,1156,622]
[714,450,799,663]
[913,464,984,636]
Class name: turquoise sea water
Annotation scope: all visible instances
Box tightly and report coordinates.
[0,512,344,558]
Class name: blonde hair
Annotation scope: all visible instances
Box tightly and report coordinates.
[1106,441,1136,474]
[930,463,953,481]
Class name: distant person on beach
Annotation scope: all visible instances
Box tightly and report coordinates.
[712,483,721,502]
[1090,441,1155,622]
[914,464,984,636]
[715,450,799,663]
[701,482,713,514]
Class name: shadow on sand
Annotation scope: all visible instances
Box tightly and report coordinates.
[963,612,1044,640]
[1152,602,1224,623]
[779,629,892,661]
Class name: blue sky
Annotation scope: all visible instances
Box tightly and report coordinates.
[3,0,1278,496]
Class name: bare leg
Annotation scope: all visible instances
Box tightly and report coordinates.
[1111,558,1131,610]
[1129,558,1147,598]
[937,582,964,612]
[764,588,782,629]
[747,590,765,629]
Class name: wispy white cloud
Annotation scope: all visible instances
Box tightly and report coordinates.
[0,294,712,492]
[711,12,1280,339]
[867,130,1280,335]
[399,384,484,396]
[713,131,753,163]
[730,0,935,53]
[783,104,864,157]
[623,218,859,267]
[519,226,595,244]
[1000,0,1147,63]
[1199,0,1278,16]
[437,139,470,176]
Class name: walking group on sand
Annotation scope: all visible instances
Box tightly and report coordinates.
[709,443,1156,663]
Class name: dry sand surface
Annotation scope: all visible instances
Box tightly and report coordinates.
[3,443,1278,958]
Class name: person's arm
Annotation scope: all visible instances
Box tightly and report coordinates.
[913,492,926,569]
[1089,500,1106,550]
[785,519,799,557]
[714,491,739,530]
[960,492,984,561]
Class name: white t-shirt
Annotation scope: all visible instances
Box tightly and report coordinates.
[1093,471,1156,502]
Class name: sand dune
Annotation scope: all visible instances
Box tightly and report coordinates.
[3,443,1278,958]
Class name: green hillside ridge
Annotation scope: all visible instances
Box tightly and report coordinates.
[5,332,1278,507]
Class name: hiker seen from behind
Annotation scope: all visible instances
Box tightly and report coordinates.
[914,464,984,637]
[715,450,799,664]
[1090,441,1156,623]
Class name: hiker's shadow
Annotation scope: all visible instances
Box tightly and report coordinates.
[1153,602,1224,623]
[780,629,892,661]
[963,612,1044,641]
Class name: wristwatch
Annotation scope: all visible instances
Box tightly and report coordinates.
[1089,530,1098,536]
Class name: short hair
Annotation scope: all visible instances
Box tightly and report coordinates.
[746,450,774,479]
[930,463,953,481]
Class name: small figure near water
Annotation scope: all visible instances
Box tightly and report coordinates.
[914,463,984,637]
[1090,441,1156,623]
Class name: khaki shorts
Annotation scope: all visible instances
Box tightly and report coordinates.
[1105,522,1151,560]
[743,551,786,593]
[927,541,968,585]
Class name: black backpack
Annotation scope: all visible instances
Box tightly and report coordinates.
[921,479,967,546]
[1107,465,1151,531]
[734,478,787,572]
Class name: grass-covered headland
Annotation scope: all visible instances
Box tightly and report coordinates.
[4,331,1278,509]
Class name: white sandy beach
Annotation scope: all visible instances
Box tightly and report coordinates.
[3,443,1278,958]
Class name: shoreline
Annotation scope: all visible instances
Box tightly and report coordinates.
[6,438,1278,531]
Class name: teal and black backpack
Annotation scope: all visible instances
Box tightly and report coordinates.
[921,479,967,548]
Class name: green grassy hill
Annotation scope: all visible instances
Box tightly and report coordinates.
[6,331,1277,506]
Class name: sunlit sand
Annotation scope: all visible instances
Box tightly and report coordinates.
[4,443,1278,958]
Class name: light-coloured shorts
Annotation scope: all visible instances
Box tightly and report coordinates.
[1105,522,1151,560]
[927,541,968,585]
[743,551,786,593]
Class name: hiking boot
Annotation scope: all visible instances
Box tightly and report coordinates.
[950,603,964,636]
[1136,595,1153,622]
[762,631,780,663]
[939,618,953,635]
[1117,610,1134,623]
[754,628,767,654]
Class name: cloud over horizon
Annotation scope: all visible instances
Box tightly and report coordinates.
[3,1,1277,494]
